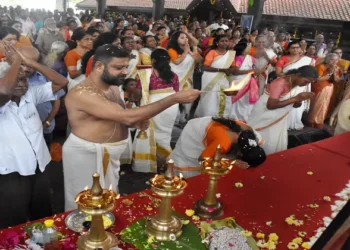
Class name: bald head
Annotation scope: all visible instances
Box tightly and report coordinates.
[18,47,40,77]
[18,46,40,62]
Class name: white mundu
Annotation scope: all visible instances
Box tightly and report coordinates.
[248,86,301,155]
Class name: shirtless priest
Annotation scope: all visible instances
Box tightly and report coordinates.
[63,45,200,211]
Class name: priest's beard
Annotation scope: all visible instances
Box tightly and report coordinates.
[101,67,126,86]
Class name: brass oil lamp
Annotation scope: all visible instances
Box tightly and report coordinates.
[75,173,119,250]
[194,145,234,219]
[145,159,188,241]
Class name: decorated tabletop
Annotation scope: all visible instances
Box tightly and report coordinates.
[1,133,350,249]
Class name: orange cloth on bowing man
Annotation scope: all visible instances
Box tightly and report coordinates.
[201,122,232,158]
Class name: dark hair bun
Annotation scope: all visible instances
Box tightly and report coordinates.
[238,130,266,168]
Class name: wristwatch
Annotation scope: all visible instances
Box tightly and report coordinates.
[45,121,51,127]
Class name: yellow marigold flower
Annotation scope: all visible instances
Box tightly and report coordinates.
[235,182,243,188]
[181,220,190,225]
[308,204,319,209]
[257,240,268,248]
[146,206,153,211]
[292,237,303,244]
[323,196,331,202]
[192,215,200,221]
[240,230,252,237]
[298,231,307,237]
[294,220,304,226]
[268,233,279,242]
[307,171,313,175]
[285,216,295,225]
[256,232,265,239]
[147,236,155,244]
[287,242,299,249]
[301,242,311,249]
[267,240,277,250]
[185,209,195,217]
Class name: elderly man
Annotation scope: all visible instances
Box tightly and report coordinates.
[0,44,68,228]
[20,46,66,147]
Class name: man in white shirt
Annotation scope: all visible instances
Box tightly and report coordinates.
[0,45,68,228]
[207,17,228,32]
[15,9,36,42]
[67,8,82,28]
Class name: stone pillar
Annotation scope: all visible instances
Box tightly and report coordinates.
[152,0,165,20]
[97,0,107,18]
[247,0,265,30]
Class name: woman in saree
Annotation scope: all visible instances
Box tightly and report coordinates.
[228,29,241,50]
[157,26,168,48]
[195,35,236,117]
[229,42,260,121]
[132,49,180,173]
[306,44,317,60]
[251,34,277,96]
[276,41,315,130]
[167,30,202,120]
[139,35,157,65]
[80,32,119,77]
[308,53,342,128]
[248,66,318,155]
[64,28,93,90]
[122,36,140,79]
[300,39,307,55]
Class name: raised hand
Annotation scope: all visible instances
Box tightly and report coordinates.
[1,42,21,65]
[174,89,201,104]
[233,160,250,169]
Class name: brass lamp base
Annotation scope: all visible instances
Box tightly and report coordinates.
[77,232,118,250]
[145,215,182,241]
[194,199,224,219]
[137,130,148,139]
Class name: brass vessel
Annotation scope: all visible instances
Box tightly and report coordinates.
[75,173,119,250]
[194,145,234,219]
[145,160,187,241]
[136,129,148,139]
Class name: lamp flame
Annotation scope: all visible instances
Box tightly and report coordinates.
[116,194,120,199]
[84,186,89,191]
[225,71,254,92]
[109,184,112,191]
[179,173,183,180]
[151,174,158,183]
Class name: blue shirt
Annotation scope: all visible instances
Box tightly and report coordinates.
[28,72,65,134]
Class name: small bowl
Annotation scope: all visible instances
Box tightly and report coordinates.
[65,210,115,232]
[223,90,239,96]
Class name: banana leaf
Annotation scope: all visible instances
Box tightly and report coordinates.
[120,216,206,250]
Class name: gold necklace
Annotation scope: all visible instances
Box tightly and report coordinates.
[216,49,226,55]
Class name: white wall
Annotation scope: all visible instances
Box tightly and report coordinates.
[2,0,56,11]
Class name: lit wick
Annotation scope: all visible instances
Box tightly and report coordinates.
[109,184,112,191]
[179,173,183,180]
[84,186,89,191]
[226,72,254,92]
[116,194,121,199]
[151,175,158,184]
